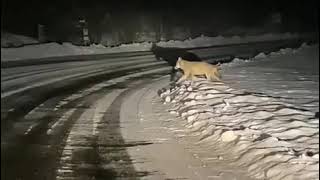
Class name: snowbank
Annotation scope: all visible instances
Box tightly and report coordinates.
[0,32,312,61]
[221,42,316,68]
[1,32,39,47]
[1,42,152,61]
[158,43,319,179]
[159,80,319,180]
[156,33,302,48]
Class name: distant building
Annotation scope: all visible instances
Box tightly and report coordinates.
[77,18,90,46]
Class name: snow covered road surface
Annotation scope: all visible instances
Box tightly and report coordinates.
[2,66,171,180]
[1,52,169,142]
[1,41,152,61]
[159,44,319,180]
[1,56,165,98]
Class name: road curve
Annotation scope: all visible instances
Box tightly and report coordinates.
[2,66,170,179]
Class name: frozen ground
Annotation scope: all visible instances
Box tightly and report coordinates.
[159,44,319,180]
[1,32,308,61]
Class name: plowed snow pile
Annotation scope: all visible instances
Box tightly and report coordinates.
[158,44,319,180]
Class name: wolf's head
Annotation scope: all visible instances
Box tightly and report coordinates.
[175,57,183,70]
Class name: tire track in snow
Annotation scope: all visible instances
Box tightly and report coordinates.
[1,55,155,83]
[56,69,170,179]
[1,62,168,137]
[2,66,169,180]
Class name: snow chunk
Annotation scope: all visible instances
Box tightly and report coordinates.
[254,52,267,59]
[221,131,239,142]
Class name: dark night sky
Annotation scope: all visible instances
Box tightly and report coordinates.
[1,0,318,41]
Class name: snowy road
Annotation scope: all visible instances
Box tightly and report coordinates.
[1,40,317,180]
[2,62,171,180]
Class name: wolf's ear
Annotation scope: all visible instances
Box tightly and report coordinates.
[178,57,182,61]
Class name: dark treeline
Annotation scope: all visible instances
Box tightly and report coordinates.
[2,0,318,45]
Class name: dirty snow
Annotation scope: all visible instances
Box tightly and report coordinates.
[159,44,319,180]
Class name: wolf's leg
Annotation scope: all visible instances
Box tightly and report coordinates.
[213,71,222,81]
[208,72,221,82]
[177,74,187,84]
[191,75,197,81]
[205,73,213,81]
[212,74,221,82]
[177,71,192,83]
[190,75,198,86]
[208,70,221,81]
[171,68,183,82]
